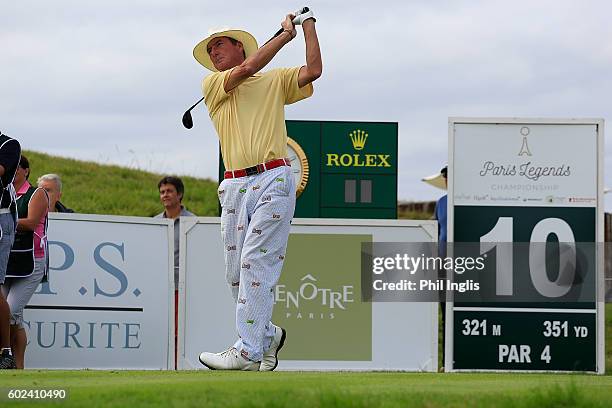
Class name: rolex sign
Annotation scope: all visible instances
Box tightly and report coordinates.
[285,120,398,219]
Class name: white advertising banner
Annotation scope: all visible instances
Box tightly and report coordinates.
[24,213,174,369]
[179,218,439,371]
[453,121,598,207]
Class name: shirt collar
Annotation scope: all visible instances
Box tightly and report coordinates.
[163,205,186,218]
[16,180,31,195]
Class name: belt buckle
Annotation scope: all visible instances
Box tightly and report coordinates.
[245,166,259,176]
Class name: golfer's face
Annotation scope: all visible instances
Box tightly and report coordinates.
[207,37,243,71]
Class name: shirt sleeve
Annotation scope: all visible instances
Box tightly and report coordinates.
[277,67,314,105]
[202,70,233,116]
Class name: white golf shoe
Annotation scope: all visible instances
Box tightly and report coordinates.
[259,326,286,371]
[198,347,260,371]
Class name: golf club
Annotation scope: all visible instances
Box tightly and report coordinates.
[182,7,311,129]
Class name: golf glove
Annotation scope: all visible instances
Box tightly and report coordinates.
[292,8,316,25]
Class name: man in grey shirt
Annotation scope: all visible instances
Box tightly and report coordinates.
[155,176,195,288]
[155,175,195,367]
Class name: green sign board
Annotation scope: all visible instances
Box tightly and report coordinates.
[272,233,372,361]
[219,120,398,219]
[453,310,596,371]
[453,205,597,371]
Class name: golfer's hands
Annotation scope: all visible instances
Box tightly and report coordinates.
[282,14,297,39]
[292,8,315,25]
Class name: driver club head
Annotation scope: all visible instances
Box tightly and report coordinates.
[182,111,194,129]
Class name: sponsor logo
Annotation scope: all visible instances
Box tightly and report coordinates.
[454,193,472,201]
[238,298,247,304]
[239,188,247,194]
[545,195,566,204]
[231,282,240,287]
[324,130,393,168]
[218,189,225,195]
[252,228,263,235]
[226,209,236,214]
[490,195,521,202]
[272,214,281,219]
[275,274,354,311]
[226,245,236,251]
[326,153,391,168]
[251,281,261,287]
[241,350,250,359]
[253,185,261,191]
[246,320,255,325]
[569,197,597,203]
[241,263,251,269]
[262,195,272,203]
[278,255,285,260]
[478,161,571,181]
[518,127,532,156]
[349,129,368,150]
[259,248,268,254]
[237,225,245,231]
[275,178,285,183]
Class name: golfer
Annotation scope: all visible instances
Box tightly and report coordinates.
[195,10,321,371]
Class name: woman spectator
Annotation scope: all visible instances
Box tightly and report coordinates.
[1,155,49,369]
[37,174,74,213]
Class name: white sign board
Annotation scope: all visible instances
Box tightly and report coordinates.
[24,213,175,369]
[179,218,439,371]
[453,122,598,207]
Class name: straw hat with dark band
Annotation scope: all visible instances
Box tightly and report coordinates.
[193,28,258,72]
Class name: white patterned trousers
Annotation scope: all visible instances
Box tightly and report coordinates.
[218,165,295,361]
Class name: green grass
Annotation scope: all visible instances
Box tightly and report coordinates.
[23,150,219,217]
[1,371,611,407]
[0,304,608,407]
[24,150,441,219]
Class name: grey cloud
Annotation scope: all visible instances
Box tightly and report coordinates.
[1,0,611,209]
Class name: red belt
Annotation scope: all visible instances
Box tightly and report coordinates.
[224,158,290,179]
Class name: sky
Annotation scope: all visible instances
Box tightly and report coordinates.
[2,0,611,209]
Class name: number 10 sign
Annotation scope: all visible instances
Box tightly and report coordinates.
[446,118,605,373]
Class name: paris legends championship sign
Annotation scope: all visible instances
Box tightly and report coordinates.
[446,118,604,373]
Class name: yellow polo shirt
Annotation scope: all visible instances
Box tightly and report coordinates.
[202,67,313,170]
